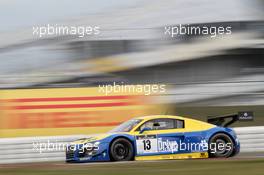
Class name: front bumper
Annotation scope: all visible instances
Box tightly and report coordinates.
[66,142,110,162]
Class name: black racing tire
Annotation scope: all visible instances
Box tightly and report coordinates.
[208,133,234,158]
[109,138,134,161]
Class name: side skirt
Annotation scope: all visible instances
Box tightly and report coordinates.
[135,152,208,161]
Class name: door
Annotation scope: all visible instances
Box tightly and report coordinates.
[134,118,187,156]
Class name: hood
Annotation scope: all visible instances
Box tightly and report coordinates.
[71,133,111,144]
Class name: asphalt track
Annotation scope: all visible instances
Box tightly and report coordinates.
[0,152,264,175]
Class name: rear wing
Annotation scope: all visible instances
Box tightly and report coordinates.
[207,111,254,127]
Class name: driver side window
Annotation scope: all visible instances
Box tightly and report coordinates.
[139,120,155,131]
[139,118,183,131]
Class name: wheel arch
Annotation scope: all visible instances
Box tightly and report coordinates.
[208,131,237,157]
[208,131,236,144]
[108,135,136,160]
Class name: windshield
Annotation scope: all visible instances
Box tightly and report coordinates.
[109,119,142,132]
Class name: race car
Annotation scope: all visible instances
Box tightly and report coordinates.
[66,111,253,162]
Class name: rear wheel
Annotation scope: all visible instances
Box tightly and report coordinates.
[110,138,134,161]
[208,133,234,158]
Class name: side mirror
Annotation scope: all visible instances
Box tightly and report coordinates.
[139,127,151,134]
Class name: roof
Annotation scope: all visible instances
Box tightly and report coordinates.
[134,115,186,120]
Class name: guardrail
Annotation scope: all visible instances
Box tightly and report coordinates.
[0,126,263,164]
[0,135,86,164]
[234,126,264,153]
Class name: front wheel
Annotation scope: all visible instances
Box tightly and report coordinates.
[208,133,234,158]
[110,138,134,161]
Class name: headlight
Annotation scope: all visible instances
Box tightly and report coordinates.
[83,142,100,151]
[94,142,100,148]
[79,142,100,157]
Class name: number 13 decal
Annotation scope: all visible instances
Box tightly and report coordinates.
[136,135,158,154]
[143,140,151,150]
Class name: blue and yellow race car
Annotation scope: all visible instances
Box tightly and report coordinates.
[66,112,253,162]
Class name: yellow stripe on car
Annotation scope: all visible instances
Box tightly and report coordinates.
[135,152,208,161]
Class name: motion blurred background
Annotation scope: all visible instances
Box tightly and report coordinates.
[0,0,264,138]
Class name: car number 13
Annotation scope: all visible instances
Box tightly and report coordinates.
[143,139,151,150]
[136,135,158,154]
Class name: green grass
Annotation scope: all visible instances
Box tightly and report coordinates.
[1,159,264,175]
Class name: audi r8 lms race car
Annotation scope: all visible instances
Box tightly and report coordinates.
[66,112,253,162]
